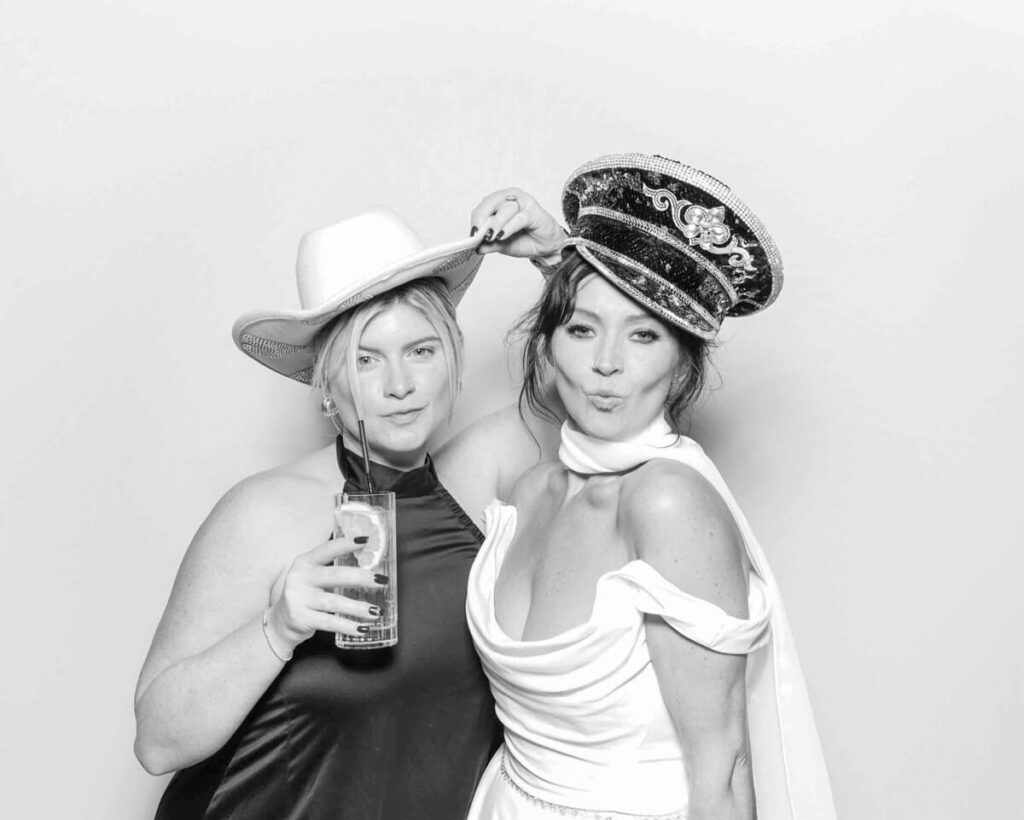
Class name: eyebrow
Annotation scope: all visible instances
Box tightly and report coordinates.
[571,307,654,324]
[357,335,442,355]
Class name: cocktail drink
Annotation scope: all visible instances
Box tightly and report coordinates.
[334,491,397,649]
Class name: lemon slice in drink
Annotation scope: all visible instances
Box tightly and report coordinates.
[339,502,389,569]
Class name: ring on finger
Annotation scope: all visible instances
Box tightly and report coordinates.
[505,192,518,202]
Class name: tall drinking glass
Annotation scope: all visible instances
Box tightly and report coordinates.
[333,491,397,649]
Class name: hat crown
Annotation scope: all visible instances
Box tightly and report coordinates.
[560,153,782,339]
[296,208,426,309]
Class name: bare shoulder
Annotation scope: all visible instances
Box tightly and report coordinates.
[508,459,565,509]
[436,403,560,516]
[620,459,747,615]
[162,445,339,621]
[620,459,732,536]
[437,404,558,475]
[193,447,336,562]
[139,445,339,684]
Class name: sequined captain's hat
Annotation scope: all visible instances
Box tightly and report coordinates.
[561,153,783,339]
[232,208,484,383]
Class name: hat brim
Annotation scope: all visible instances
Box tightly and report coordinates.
[232,235,483,383]
[570,242,720,340]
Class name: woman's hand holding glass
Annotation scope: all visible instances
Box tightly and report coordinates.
[470,188,565,260]
[264,533,386,653]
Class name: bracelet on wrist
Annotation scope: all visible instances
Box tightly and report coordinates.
[529,257,559,277]
[261,608,293,663]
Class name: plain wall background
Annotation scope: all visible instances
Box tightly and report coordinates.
[2,2,1021,817]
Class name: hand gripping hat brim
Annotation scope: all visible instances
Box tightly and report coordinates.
[232,208,484,384]
[561,153,783,339]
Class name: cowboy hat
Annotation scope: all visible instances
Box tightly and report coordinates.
[233,208,483,382]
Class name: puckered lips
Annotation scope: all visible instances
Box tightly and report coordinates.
[585,391,625,411]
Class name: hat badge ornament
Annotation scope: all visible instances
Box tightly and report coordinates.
[642,183,757,278]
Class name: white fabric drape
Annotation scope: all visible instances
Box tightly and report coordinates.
[559,418,837,820]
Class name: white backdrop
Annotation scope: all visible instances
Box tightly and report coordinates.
[2,2,1022,818]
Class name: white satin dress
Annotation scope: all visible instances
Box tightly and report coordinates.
[465,422,836,819]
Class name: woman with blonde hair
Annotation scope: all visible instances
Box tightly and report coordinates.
[135,210,505,819]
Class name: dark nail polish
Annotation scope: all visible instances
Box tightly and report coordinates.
[368,605,381,617]
[374,573,390,584]
[354,535,369,544]
[484,229,494,242]
[495,230,505,241]
[357,625,371,634]
[470,226,478,237]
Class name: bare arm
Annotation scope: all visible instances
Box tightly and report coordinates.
[624,462,754,820]
[435,403,561,528]
[434,187,568,521]
[133,472,379,775]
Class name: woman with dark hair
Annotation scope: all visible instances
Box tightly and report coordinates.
[445,155,835,819]
[514,249,713,432]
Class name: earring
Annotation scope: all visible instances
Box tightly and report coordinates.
[319,395,337,417]
[320,393,346,436]
[668,372,686,400]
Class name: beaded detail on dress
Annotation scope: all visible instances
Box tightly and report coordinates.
[498,753,685,820]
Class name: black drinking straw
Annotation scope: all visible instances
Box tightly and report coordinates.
[357,419,375,493]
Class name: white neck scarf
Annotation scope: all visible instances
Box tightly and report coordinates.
[557,417,837,820]
[559,416,686,474]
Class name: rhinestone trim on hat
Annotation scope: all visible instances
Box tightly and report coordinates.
[288,365,314,384]
[240,334,310,360]
[433,248,476,276]
[445,251,484,293]
[498,753,685,819]
[577,205,738,304]
[563,153,783,309]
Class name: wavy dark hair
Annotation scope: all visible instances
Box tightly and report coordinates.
[514,250,713,434]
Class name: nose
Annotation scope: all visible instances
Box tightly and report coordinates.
[383,362,416,399]
[591,337,623,377]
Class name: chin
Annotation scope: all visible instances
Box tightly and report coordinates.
[370,421,435,464]
[569,403,664,443]
[568,408,628,442]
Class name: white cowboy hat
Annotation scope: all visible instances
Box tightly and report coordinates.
[232,208,484,383]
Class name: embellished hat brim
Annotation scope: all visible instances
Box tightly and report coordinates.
[568,241,719,340]
[232,236,483,384]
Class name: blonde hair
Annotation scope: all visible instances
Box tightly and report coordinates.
[311,277,463,419]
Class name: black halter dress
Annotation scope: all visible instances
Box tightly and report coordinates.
[155,442,501,819]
